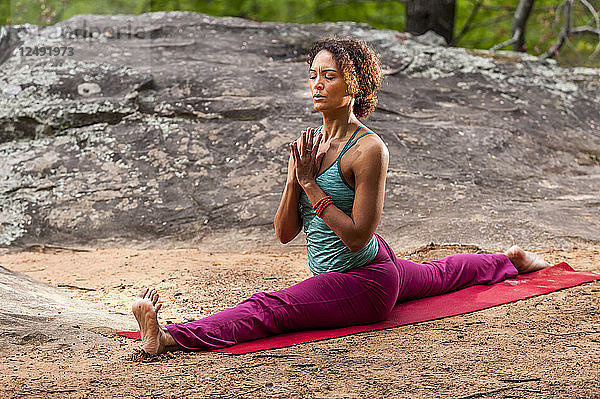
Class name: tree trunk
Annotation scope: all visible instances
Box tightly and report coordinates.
[405,0,456,45]
[512,0,536,52]
[0,25,31,66]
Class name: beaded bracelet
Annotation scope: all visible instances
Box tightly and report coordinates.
[315,200,332,216]
[315,199,333,217]
[312,195,332,211]
[313,195,334,217]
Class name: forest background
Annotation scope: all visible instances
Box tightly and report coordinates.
[2,0,600,68]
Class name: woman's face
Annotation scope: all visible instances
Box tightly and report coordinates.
[309,50,353,115]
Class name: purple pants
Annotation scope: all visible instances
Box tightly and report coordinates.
[165,234,517,350]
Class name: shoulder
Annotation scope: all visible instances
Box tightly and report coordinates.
[350,130,390,176]
[352,129,389,165]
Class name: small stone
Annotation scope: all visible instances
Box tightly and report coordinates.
[2,85,22,96]
[77,82,102,97]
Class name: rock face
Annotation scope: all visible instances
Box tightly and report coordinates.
[1,12,599,251]
[0,264,135,351]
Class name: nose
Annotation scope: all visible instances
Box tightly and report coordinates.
[312,75,325,91]
[315,78,325,89]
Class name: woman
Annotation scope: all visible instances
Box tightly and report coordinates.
[132,38,549,355]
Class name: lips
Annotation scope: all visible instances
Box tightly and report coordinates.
[313,95,325,101]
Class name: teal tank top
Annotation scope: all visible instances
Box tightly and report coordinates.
[298,125,380,275]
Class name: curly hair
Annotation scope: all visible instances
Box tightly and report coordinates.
[307,37,382,119]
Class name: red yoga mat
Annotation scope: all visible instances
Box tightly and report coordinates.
[117,263,599,354]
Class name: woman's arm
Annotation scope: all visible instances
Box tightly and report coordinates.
[273,151,303,244]
[296,136,389,252]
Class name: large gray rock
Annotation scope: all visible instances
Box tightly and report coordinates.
[0,264,135,352]
[1,12,599,251]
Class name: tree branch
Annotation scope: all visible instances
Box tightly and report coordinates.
[467,11,518,33]
[490,29,520,52]
[489,0,535,52]
[451,0,482,46]
[578,0,600,58]
[540,0,573,60]
[511,0,535,51]
[297,0,405,21]
[571,25,600,35]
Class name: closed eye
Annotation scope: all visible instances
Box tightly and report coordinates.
[309,75,336,80]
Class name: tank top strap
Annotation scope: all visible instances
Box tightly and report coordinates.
[347,131,374,147]
[339,126,371,157]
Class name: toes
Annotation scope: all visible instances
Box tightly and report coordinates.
[145,288,155,300]
[151,291,160,306]
[145,289,161,308]
[506,245,524,259]
[506,245,519,254]
[135,288,164,310]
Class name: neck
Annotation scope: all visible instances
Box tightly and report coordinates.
[320,108,361,142]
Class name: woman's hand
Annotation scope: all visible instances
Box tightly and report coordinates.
[286,147,299,186]
[291,128,325,187]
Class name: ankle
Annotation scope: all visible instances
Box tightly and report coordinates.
[160,327,178,348]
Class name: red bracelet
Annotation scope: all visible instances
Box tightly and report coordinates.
[314,196,334,217]
[315,200,333,217]
[312,195,332,211]
[316,197,333,212]
[315,197,333,217]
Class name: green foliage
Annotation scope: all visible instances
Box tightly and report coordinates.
[1,0,12,25]
[455,1,514,48]
[455,0,600,67]
[145,0,406,30]
[2,0,600,67]
[3,0,74,25]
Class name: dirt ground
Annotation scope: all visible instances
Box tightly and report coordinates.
[0,242,598,399]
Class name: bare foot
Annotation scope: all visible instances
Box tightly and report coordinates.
[505,245,550,274]
[132,288,176,354]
